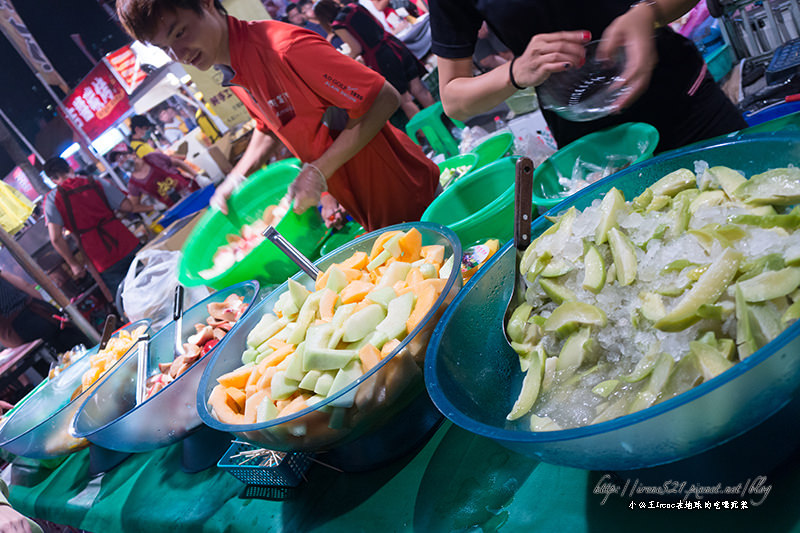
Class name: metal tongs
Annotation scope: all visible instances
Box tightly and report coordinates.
[263,226,321,279]
[135,333,151,405]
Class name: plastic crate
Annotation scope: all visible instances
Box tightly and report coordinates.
[766,38,800,85]
[217,441,311,487]
[704,43,735,82]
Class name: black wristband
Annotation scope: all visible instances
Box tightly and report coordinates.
[509,57,526,91]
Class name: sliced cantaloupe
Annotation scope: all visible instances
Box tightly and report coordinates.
[398,228,422,262]
[216,365,254,389]
[353,298,374,313]
[421,244,445,266]
[339,280,375,304]
[277,394,309,417]
[267,337,293,351]
[256,344,294,374]
[319,289,338,321]
[226,386,247,412]
[397,277,447,297]
[315,267,331,291]
[359,343,381,371]
[208,385,246,425]
[244,389,270,424]
[405,267,424,286]
[256,365,280,391]
[407,282,438,333]
[338,251,368,271]
[381,338,401,358]
[369,230,404,260]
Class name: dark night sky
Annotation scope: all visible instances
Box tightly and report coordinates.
[0,0,130,176]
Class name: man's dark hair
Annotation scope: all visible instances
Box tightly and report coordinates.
[116,0,227,43]
[129,114,153,131]
[106,150,132,164]
[313,0,340,25]
[285,2,300,14]
[297,0,312,9]
[43,157,72,179]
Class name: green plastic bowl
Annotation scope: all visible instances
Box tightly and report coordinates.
[532,122,659,212]
[319,220,365,257]
[470,131,515,169]
[437,153,479,188]
[178,163,328,290]
[421,156,519,247]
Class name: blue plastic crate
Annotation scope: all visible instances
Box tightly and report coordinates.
[157,183,216,229]
[217,441,311,487]
[766,38,800,85]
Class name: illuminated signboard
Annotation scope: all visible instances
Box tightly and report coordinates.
[61,61,131,140]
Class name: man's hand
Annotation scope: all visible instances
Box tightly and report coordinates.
[209,172,247,215]
[288,163,327,214]
[320,193,347,229]
[69,263,86,279]
[0,505,32,533]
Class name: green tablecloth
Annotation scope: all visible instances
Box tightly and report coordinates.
[8,421,800,532]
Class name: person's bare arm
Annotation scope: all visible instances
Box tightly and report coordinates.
[232,129,279,177]
[171,156,199,177]
[210,129,280,214]
[120,195,154,214]
[334,28,363,59]
[599,0,702,110]
[314,80,399,177]
[0,271,40,300]
[438,30,587,121]
[47,222,85,278]
[288,81,400,213]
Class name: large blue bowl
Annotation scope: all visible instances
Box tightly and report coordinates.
[197,222,462,470]
[425,132,800,471]
[70,281,259,453]
[0,320,151,459]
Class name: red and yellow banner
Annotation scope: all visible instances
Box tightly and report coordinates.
[105,44,147,94]
[61,61,131,140]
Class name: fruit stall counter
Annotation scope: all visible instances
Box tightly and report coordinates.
[8,421,800,533]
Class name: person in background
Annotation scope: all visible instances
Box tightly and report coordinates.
[314,0,435,120]
[0,269,90,354]
[156,103,192,144]
[108,149,200,210]
[296,0,327,37]
[116,0,439,232]
[429,0,747,153]
[284,2,307,25]
[43,157,147,299]
[128,114,163,158]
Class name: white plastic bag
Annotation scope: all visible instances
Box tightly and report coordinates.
[121,249,211,331]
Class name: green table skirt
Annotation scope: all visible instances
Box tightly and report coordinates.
[9,421,800,532]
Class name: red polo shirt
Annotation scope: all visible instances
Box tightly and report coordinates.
[226,17,438,231]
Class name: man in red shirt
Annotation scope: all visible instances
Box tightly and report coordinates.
[116,0,439,232]
[109,149,199,209]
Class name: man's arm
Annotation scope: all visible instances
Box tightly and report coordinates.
[47,222,85,278]
[119,195,154,214]
[0,271,41,300]
[230,129,280,177]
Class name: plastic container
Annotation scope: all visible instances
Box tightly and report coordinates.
[743,100,800,127]
[70,281,259,453]
[421,156,519,247]
[197,222,462,471]
[156,184,216,229]
[0,320,151,459]
[437,153,479,188]
[178,163,328,290]
[538,40,627,122]
[217,441,311,487]
[425,132,800,472]
[532,122,660,212]
[704,43,734,82]
[469,132,515,169]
